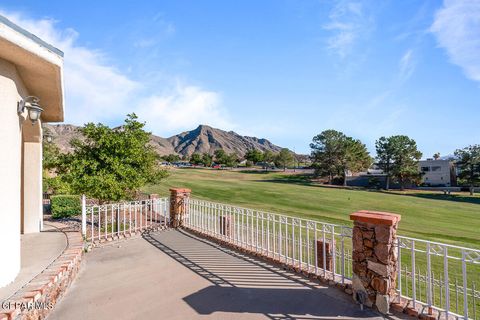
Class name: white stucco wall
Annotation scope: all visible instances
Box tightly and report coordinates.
[22,141,43,233]
[0,58,28,287]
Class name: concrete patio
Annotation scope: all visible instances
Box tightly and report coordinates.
[0,223,67,303]
[48,229,389,320]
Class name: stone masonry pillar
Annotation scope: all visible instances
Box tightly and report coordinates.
[350,210,401,314]
[169,188,191,228]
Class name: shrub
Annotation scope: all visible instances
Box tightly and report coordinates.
[51,195,81,218]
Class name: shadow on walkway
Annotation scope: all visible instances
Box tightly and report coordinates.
[143,230,384,319]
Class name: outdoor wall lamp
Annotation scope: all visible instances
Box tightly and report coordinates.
[18,96,44,125]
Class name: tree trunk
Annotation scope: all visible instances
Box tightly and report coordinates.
[470,185,474,196]
[343,169,347,187]
[385,175,390,190]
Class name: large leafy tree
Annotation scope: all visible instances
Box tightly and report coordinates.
[375,135,422,190]
[339,137,371,186]
[454,145,480,195]
[310,130,345,183]
[223,153,239,167]
[162,154,180,163]
[58,114,166,202]
[202,153,213,167]
[275,148,294,171]
[214,149,226,164]
[310,130,370,184]
[189,153,203,165]
[42,133,71,194]
[263,150,275,163]
[245,149,264,164]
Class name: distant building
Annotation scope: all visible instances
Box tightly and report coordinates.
[419,159,456,187]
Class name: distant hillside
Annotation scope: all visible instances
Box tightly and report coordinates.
[43,124,284,157]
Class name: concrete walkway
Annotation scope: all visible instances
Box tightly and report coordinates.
[0,223,67,303]
[49,230,387,320]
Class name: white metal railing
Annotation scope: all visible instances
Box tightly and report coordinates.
[184,198,480,320]
[184,198,353,283]
[396,235,480,319]
[83,197,169,242]
[80,195,480,319]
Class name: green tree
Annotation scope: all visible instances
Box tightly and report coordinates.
[42,131,71,194]
[339,137,371,186]
[454,145,480,195]
[190,153,203,165]
[263,150,275,163]
[214,149,226,164]
[245,149,264,164]
[375,135,422,190]
[58,114,166,202]
[275,148,294,171]
[163,154,180,163]
[202,153,213,167]
[310,130,346,183]
[43,138,60,170]
[223,153,239,167]
[310,130,371,185]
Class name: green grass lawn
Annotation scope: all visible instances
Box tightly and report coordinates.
[143,168,480,248]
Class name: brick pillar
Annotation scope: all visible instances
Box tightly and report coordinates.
[316,240,334,271]
[169,188,191,228]
[350,210,401,314]
[219,216,231,236]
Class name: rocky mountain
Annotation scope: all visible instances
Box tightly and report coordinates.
[43,124,284,157]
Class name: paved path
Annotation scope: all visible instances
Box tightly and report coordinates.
[49,230,387,320]
[0,223,67,302]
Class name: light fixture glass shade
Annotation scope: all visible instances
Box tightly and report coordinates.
[27,103,43,123]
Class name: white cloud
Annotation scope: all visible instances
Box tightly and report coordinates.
[1,10,232,134]
[136,83,233,134]
[398,49,415,82]
[430,0,480,82]
[323,1,373,58]
[1,11,139,125]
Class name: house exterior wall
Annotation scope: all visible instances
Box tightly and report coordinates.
[419,159,453,187]
[0,58,28,287]
[22,137,43,233]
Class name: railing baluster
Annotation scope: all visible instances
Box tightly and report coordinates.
[307,222,310,272]
[297,220,301,269]
[291,219,295,267]
[411,240,416,309]
[427,243,432,314]
[314,222,318,276]
[456,278,459,314]
[462,250,468,319]
[331,226,336,281]
[473,282,477,320]
[322,224,326,277]
[341,227,345,284]
[397,237,402,302]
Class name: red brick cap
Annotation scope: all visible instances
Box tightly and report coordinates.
[169,188,191,193]
[350,210,401,226]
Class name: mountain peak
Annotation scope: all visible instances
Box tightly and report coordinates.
[45,123,284,158]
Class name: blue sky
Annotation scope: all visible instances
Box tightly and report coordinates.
[1,0,479,156]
